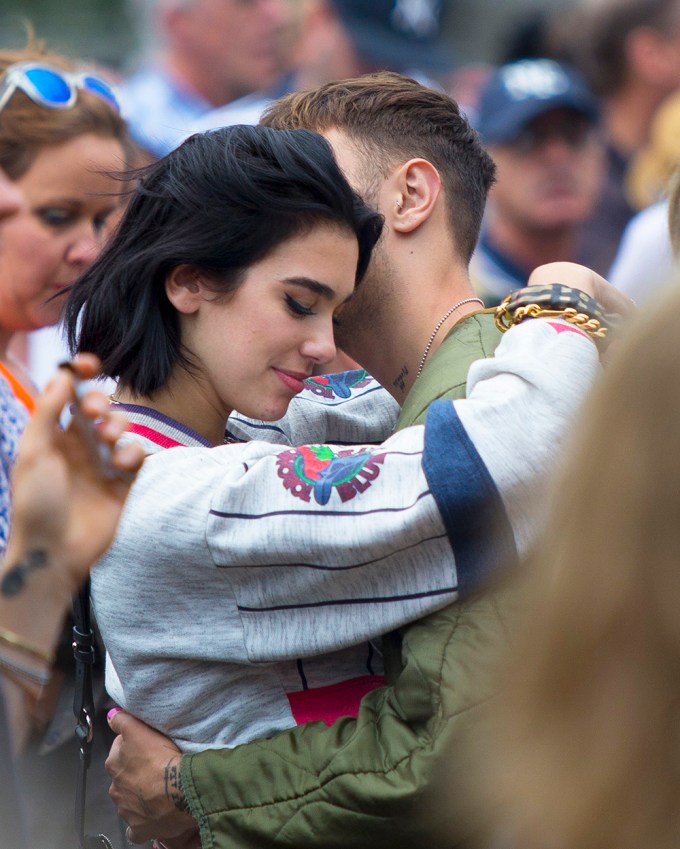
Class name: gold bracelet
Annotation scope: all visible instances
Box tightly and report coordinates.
[495,301,608,344]
[0,625,55,664]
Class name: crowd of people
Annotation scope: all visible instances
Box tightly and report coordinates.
[1,1,679,848]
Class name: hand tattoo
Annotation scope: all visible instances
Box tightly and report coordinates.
[1,549,48,597]
[165,759,190,814]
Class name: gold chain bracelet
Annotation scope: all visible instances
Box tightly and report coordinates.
[495,300,608,343]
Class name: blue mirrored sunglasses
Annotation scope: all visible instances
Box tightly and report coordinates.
[0,61,120,115]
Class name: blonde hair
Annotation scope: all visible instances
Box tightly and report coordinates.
[0,41,128,179]
[466,286,680,849]
[627,91,680,210]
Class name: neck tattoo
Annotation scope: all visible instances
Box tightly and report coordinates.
[416,297,484,380]
[392,364,408,392]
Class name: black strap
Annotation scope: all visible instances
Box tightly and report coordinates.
[72,580,114,849]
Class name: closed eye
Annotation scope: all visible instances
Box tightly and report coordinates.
[93,209,115,235]
[37,206,75,228]
[285,293,315,317]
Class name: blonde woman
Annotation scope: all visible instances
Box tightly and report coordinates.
[0,44,128,552]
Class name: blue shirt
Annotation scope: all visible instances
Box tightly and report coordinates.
[119,66,212,157]
[469,229,529,307]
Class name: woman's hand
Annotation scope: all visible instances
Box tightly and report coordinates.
[4,354,145,598]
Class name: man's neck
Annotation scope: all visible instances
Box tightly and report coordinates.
[351,279,481,407]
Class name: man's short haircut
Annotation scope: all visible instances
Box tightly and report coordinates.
[564,0,680,97]
[261,72,496,264]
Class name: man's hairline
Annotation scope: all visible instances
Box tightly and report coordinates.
[297,120,464,262]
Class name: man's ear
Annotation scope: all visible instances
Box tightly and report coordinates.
[165,265,204,314]
[391,159,442,234]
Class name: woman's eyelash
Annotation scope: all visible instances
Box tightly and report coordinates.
[285,294,315,316]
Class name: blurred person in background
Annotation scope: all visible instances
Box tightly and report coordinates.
[0,42,130,848]
[0,44,127,550]
[189,0,455,134]
[470,58,605,305]
[0,152,28,849]
[558,0,680,275]
[120,0,292,157]
[608,92,680,304]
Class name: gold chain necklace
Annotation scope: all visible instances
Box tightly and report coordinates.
[415,297,484,379]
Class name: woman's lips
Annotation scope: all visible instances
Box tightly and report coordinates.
[273,367,308,394]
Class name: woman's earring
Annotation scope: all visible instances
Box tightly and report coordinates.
[395,200,403,211]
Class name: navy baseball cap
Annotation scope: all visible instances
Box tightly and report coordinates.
[475,59,600,145]
[330,0,455,73]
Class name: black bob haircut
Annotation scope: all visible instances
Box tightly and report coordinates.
[65,124,383,395]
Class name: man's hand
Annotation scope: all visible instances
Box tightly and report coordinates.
[106,709,198,844]
[527,261,636,318]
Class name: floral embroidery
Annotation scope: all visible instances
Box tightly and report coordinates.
[277,444,386,505]
[303,369,372,400]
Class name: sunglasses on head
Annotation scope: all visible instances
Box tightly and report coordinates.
[0,61,121,115]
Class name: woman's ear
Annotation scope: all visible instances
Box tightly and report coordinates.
[165,265,203,314]
[391,159,442,234]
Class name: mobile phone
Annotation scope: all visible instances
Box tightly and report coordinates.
[59,362,132,481]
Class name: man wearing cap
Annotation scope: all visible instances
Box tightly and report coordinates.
[188,0,454,133]
[470,58,605,306]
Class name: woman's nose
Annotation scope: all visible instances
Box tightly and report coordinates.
[66,227,100,267]
[300,322,337,366]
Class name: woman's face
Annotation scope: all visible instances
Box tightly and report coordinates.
[0,132,124,333]
[175,222,359,422]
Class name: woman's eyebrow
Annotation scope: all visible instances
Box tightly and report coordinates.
[283,277,336,300]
